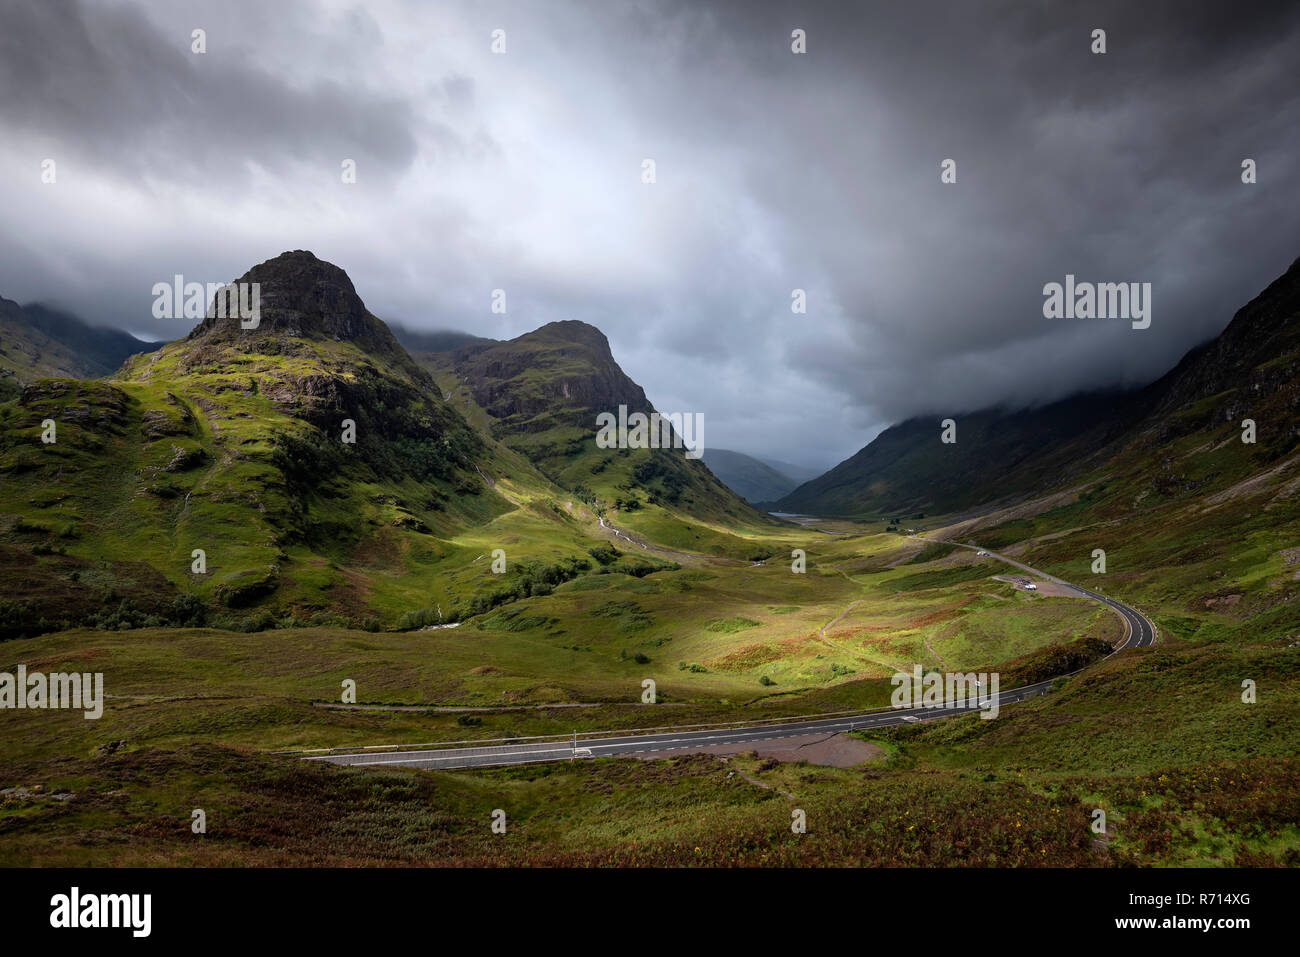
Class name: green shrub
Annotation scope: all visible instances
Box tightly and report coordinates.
[587,543,622,566]
[0,599,53,641]
[166,594,208,627]
[396,607,441,630]
[705,616,760,633]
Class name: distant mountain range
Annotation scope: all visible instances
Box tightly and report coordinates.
[0,298,162,397]
[777,256,1300,519]
[758,456,825,485]
[700,448,815,505]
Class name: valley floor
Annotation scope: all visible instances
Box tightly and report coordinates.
[1,513,1296,866]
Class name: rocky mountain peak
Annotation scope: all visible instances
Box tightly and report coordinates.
[531,320,615,353]
[187,250,377,345]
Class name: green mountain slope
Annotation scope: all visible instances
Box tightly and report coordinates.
[0,298,90,398]
[776,391,1142,517]
[415,320,776,554]
[19,303,163,376]
[0,251,618,630]
[0,298,161,399]
[778,255,1300,519]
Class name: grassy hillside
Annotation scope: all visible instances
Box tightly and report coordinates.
[18,303,162,377]
[0,300,103,399]
[0,253,616,630]
[0,298,161,401]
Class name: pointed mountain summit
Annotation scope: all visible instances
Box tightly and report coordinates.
[182,249,423,381]
[416,319,770,534]
[447,319,653,428]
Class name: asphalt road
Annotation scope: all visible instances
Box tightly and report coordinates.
[937,539,1157,649]
[305,539,1155,772]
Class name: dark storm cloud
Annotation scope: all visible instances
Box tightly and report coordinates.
[0,0,1297,467]
[0,0,417,183]
[635,0,1300,431]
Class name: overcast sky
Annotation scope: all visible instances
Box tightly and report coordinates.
[2,0,1298,469]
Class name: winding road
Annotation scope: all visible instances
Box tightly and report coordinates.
[303,537,1155,772]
